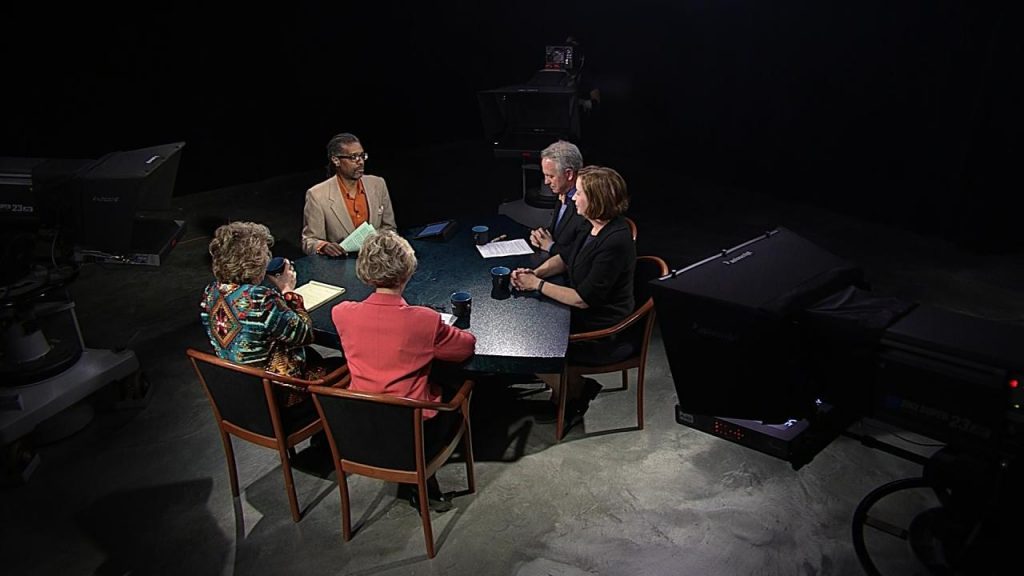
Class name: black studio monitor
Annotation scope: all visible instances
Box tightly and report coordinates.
[74,142,184,254]
[651,228,865,423]
[477,86,579,158]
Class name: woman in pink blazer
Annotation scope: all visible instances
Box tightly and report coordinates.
[331,230,475,510]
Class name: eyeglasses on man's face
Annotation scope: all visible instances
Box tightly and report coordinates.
[335,152,369,162]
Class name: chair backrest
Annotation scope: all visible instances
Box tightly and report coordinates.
[634,255,670,313]
[625,216,638,241]
[314,392,420,471]
[188,349,278,437]
[622,256,670,347]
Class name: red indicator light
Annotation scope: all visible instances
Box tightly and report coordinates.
[1011,379,1019,389]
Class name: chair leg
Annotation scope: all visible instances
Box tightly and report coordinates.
[416,477,436,558]
[278,444,303,522]
[339,472,353,541]
[636,365,646,430]
[621,369,629,391]
[219,429,241,498]
[556,371,569,442]
[462,423,476,494]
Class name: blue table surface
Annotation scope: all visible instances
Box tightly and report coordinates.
[292,215,570,373]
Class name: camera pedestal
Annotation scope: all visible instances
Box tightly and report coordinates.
[852,445,1022,575]
[0,347,139,485]
[1,297,140,485]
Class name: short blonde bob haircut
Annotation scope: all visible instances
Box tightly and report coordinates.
[209,221,274,285]
[576,165,629,222]
[356,230,417,289]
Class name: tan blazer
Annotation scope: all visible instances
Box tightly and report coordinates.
[301,174,397,255]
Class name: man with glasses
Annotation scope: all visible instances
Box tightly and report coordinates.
[301,133,397,256]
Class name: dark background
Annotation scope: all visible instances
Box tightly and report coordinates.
[4,0,1022,251]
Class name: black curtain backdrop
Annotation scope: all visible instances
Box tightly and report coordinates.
[3,1,1021,250]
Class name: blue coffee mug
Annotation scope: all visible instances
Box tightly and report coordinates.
[490,266,512,299]
[266,256,287,275]
[490,266,511,288]
[450,291,472,317]
[472,225,489,245]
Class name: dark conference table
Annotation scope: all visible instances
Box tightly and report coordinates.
[292,215,570,374]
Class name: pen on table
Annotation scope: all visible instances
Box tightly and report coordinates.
[489,234,507,243]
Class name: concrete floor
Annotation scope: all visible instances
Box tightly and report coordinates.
[3,149,1023,576]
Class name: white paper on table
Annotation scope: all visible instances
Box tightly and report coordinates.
[440,313,457,326]
[476,238,533,258]
[292,280,346,311]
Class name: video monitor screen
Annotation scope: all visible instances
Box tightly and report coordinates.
[478,88,576,143]
[545,45,575,70]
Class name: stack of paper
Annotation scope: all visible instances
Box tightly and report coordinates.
[292,281,346,311]
[476,238,533,258]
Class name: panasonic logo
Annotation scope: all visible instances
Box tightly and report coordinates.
[723,250,753,265]
[92,196,120,203]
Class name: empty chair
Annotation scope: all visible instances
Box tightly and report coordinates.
[186,347,349,522]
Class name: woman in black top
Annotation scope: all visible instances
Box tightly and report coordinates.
[511,165,636,407]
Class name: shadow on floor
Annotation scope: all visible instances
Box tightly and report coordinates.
[77,479,229,576]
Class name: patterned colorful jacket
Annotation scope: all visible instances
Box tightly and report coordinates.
[199,282,314,378]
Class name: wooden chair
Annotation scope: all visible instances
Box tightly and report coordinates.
[308,380,475,559]
[186,347,350,522]
[625,216,638,241]
[555,255,670,441]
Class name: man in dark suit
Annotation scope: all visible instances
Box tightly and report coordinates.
[529,140,589,257]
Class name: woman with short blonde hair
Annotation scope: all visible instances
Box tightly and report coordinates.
[332,229,476,511]
[355,230,417,288]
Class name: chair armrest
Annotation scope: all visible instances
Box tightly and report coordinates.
[435,379,475,412]
[312,364,351,388]
[187,346,350,390]
[568,299,654,343]
[308,379,474,412]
